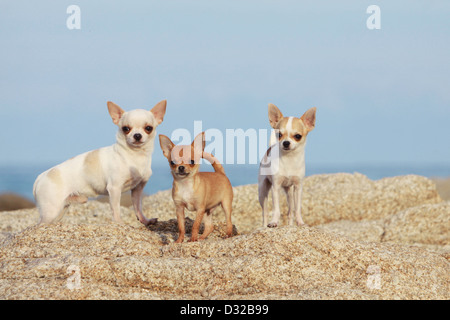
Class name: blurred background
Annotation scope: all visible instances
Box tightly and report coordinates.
[1,1,449,209]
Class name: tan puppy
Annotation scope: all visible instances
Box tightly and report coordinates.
[33,100,167,225]
[258,103,316,227]
[159,132,233,243]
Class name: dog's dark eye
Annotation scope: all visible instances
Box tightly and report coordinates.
[170,161,175,166]
[294,134,302,141]
[145,126,153,134]
[122,126,131,134]
[190,160,195,165]
[278,132,283,139]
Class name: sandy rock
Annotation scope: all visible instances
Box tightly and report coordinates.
[0,208,37,242]
[0,224,448,300]
[0,193,35,212]
[383,202,450,246]
[0,173,448,300]
[213,173,442,233]
[0,223,163,259]
[317,219,385,243]
[433,178,450,201]
[301,173,441,225]
[317,202,450,256]
[142,190,174,221]
[141,174,442,235]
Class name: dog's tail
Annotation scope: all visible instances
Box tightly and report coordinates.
[202,152,225,175]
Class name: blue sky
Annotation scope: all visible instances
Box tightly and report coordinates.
[1,0,449,168]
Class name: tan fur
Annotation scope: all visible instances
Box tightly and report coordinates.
[300,107,316,132]
[47,168,62,186]
[268,103,283,128]
[83,149,101,177]
[290,118,307,135]
[66,195,88,204]
[275,117,309,141]
[159,132,233,243]
[202,152,225,175]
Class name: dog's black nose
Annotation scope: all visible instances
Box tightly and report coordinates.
[283,141,290,148]
[134,133,142,141]
[178,166,185,172]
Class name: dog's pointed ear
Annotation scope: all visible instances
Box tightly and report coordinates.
[107,101,125,125]
[192,132,206,154]
[301,107,316,132]
[151,100,167,125]
[268,103,283,128]
[159,134,174,159]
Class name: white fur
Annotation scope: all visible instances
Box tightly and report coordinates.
[286,117,293,132]
[258,106,315,228]
[172,177,196,212]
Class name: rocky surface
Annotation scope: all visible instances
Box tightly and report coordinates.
[0,193,35,212]
[0,173,448,299]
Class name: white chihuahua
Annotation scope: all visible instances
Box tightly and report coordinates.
[33,100,167,225]
[258,103,316,227]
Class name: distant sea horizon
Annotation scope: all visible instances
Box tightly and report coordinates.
[1,162,450,202]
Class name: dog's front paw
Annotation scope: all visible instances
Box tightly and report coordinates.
[267,222,278,228]
[141,217,158,226]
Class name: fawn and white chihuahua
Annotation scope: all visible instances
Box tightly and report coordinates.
[33,100,167,225]
[159,132,233,243]
[258,103,316,228]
